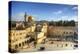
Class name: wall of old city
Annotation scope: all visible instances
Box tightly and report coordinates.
[48,26,77,37]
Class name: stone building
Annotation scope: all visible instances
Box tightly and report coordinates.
[36,23,48,44]
[9,13,36,52]
[9,13,48,52]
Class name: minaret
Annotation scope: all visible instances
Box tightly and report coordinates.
[24,12,27,23]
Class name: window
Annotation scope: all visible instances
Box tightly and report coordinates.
[15,45,18,49]
[20,33,22,35]
[70,32,72,34]
[13,33,15,36]
[9,33,11,36]
[25,41,27,44]
[25,36,29,38]
[66,32,68,34]
[19,43,21,47]
[51,41,54,44]
[74,45,78,47]
[16,39,18,41]
[63,32,65,34]
[16,33,18,36]
[65,44,68,47]
[22,42,24,46]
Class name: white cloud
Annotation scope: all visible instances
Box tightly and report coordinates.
[53,10,63,14]
[72,6,78,10]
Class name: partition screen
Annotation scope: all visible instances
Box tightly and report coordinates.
[9,1,78,53]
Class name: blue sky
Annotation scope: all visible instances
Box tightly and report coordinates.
[10,1,78,21]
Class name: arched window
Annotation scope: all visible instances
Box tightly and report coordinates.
[22,42,24,46]
[66,32,68,34]
[20,33,22,35]
[65,44,68,47]
[15,45,18,49]
[25,41,27,44]
[19,43,21,47]
[63,32,65,34]
[70,32,72,34]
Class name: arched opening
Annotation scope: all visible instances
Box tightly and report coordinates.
[15,45,18,49]
[19,43,21,47]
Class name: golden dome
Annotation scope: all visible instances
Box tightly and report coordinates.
[28,16,33,22]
